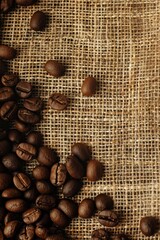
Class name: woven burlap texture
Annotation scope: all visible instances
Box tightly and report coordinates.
[1,0,160,239]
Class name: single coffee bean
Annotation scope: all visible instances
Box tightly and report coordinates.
[4,213,20,225]
[0,140,11,156]
[0,60,7,76]
[37,146,57,166]
[0,101,18,121]
[15,0,36,6]
[113,234,129,240]
[98,210,119,227]
[26,131,43,146]
[24,187,38,201]
[0,0,14,13]
[50,208,70,228]
[35,225,49,239]
[62,179,82,197]
[50,163,67,186]
[2,152,22,172]
[2,187,22,198]
[78,198,95,218]
[140,216,157,236]
[0,173,12,190]
[8,129,23,143]
[0,128,7,140]
[13,172,31,191]
[36,194,57,211]
[18,108,40,124]
[95,194,114,211]
[5,199,27,212]
[91,229,110,240]
[16,81,32,99]
[23,207,41,224]
[16,142,37,161]
[13,120,31,133]
[48,93,68,111]
[36,213,51,227]
[81,76,97,96]
[33,165,50,180]
[1,73,19,87]
[0,206,6,222]
[66,155,85,179]
[86,159,103,181]
[71,142,91,162]
[46,234,65,240]
[4,220,20,238]
[18,224,35,240]
[0,44,16,60]
[23,97,43,112]
[36,180,55,194]
[30,11,47,31]
[58,199,78,219]
[45,60,65,77]
[0,87,14,102]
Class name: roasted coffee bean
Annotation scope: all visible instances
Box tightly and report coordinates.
[62,179,82,197]
[4,220,20,238]
[18,224,35,240]
[0,0,14,13]
[98,210,119,227]
[24,187,38,201]
[16,142,37,161]
[5,199,27,213]
[15,0,36,6]
[0,87,14,102]
[0,101,18,121]
[26,131,43,146]
[78,198,95,218]
[113,234,129,240]
[36,180,55,194]
[33,165,50,180]
[81,76,97,96]
[14,120,31,133]
[91,229,110,240]
[1,73,19,87]
[2,187,22,198]
[16,81,32,99]
[36,194,57,211]
[23,207,41,224]
[0,60,7,76]
[0,140,10,156]
[8,129,23,143]
[0,44,16,60]
[18,108,40,124]
[58,199,78,219]
[23,97,43,112]
[30,11,47,31]
[140,216,157,236]
[0,206,6,222]
[37,146,57,166]
[0,128,7,140]
[0,173,12,190]
[45,60,65,77]
[86,159,103,181]
[95,194,114,211]
[50,163,67,186]
[2,153,22,171]
[13,172,31,191]
[50,208,70,228]
[4,213,20,225]
[66,155,85,179]
[35,225,49,239]
[71,142,91,162]
[46,234,65,240]
[36,213,51,227]
[48,93,68,111]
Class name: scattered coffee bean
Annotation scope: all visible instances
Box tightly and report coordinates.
[2,153,22,171]
[13,119,31,133]
[4,220,20,238]
[15,0,36,6]
[98,210,119,227]
[0,101,18,121]
[26,131,43,146]
[36,194,57,211]
[0,60,7,76]
[113,234,129,240]
[8,129,23,143]
[0,0,14,13]
[81,76,97,96]
[71,142,91,162]
[18,224,35,240]
[36,213,51,227]
[18,108,40,124]
[50,208,70,228]
[140,216,157,236]
[13,172,31,191]
[37,146,57,166]
[4,212,20,225]
[95,193,114,211]
[91,229,110,240]
[1,73,19,87]
[62,179,82,197]
[0,44,16,60]
[2,187,22,198]
[45,60,65,77]
[23,207,41,224]
[5,198,27,213]
[0,140,10,156]
[50,163,67,186]
[48,92,68,111]
[0,173,12,191]
[24,187,38,201]
[36,180,54,194]
[30,11,47,31]
[86,159,103,181]
[66,155,85,179]
[16,81,32,98]
[16,142,37,161]
[33,165,50,180]
[23,97,43,112]
[78,198,95,218]
[35,225,49,239]
[58,199,78,219]
[0,87,14,102]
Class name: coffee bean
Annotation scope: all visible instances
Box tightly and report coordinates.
[86,159,103,181]
[71,142,91,162]
[50,208,70,228]
[23,207,41,224]
[13,172,31,191]
[0,87,14,102]
[16,81,32,99]
[48,93,68,111]
[50,163,67,186]
[36,180,55,194]
[24,187,38,201]
[62,179,82,197]
[0,173,12,190]
[66,155,85,179]
[30,11,47,31]
[2,187,22,198]
[13,120,31,133]
[18,224,35,240]
[0,128,7,140]
[81,76,97,96]
[4,220,20,238]
[45,60,65,77]
[0,140,10,156]
[23,97,43,112]
[46,234,65,240]
[113,234,129,240]
[95,194,114,211]
[26,131,43,146]
[5,199,27,212]
[36,194,57,211]
[58,199,78,219]
[0,0,14,13]
[0,60,7,76]
[15,0,36,6]
[0,101,18,121]
[8,129,23,143]
[1,73,19,87]
[2,153,22,171]
[140,216,157,236]
[33,165,50,180]
[18,108,40,124]
[37,146,57,166]
[98,210,119,227]
[0,44,16,60]
[36,213,51,227]
[78,198,95,218]
[16,142,37,161]
[91,229,110,240]
[35,225,49,239]
[4,213,20,225]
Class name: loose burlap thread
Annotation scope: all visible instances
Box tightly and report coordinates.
[1,0,160,239]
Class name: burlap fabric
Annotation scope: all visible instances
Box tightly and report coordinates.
[1,0,160,239]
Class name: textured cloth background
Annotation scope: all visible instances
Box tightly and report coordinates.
[1,0,160,239]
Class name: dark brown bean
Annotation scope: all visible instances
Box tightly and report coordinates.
[23,207,41,224]
[23,97,43,112]
[48,93,68,111]
[26,131,43,146]
[16,81,32,99]
[30,11,47,31]
[4,220,20,238]
[16,142,37,161]
[0,173,12,191]
[50,163,67,186]
[58,199,78,219]
[37,146,57,166]
[66,155,85,179]
[2,153,22,171]
[4,213,20,225]
[71,142,91,162]
[2,187,22,198]
[33,165,50,180]
[24,187,38,201]
[0,140,10,156]
[1,73,19,87]
[5,199,27,213]
[140,216,157,236]
[0,0,14,13]
[18,108,40,124]
[15,0,36,6]
[45,60,65,77]
[91,229,110,240]
[18,224,35,240]
[98,210,119,227]
[95,193,114,211]
[78,198,95,218]
[36,194,57,211]
[113,234,129,240]
[8,129,23,143]
[62,179,82,197]
[81,76,97,96]
[46,234,65,240]
[86,159,103,181]
[0,87,14,102]
[35,225,49,239]
[0,60,7,76]
[13,120,31,133]
[36,180,55,194]
[50,208,70,228]
[13,172,31,191]
[0,44,16,60]
[36,213,51,227]
[0,101,18,121]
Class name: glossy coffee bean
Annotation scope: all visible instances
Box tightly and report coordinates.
[4,213,20,225]
[18,224,35,240]
[35,225,49,239]
[8,129,23,143]
[2,153,22,171]
[86,159,103,181]
[13,119,31,133]
[23,207,41,224]
[95,193,114,211]
[50,208,70,228]
[113,234,129,240]
[36,180,54,194]
[36,194,57,211]
[66,155,85,179]
[0,44,16,60]
[0,60,7,76]
[4,220,20,238]
[15,0,36,6]
[78,198,95,218]
[16,81,32,99]
[33,165,50,180]
[36,213,51,227]
[71,142,91,162]
[26,131,43,146]
[0,128,7,140]
[23,97,43,112]
[16,142,37,161]
[24,187,38,201]
[5,198,27,213]
[58,199,78,219]
[37,146,57,166]
[1,73,19,87]
[0,173,12,190]
[140,216,157,236]
[50,163,67,186]
[30,11,47,31]
[2,187,22,198]
[98,210,119,227]
[45,60,65,77]
[81,76,97,96]
[48,93,68,111]
[0,140,10,156]
[91,229,110,240]
[62,179,82,197]
[0,87,14,102]
[13,172,31,191]
[0,101,18,121]
[18,108,40,124]
[0,0,14,13]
